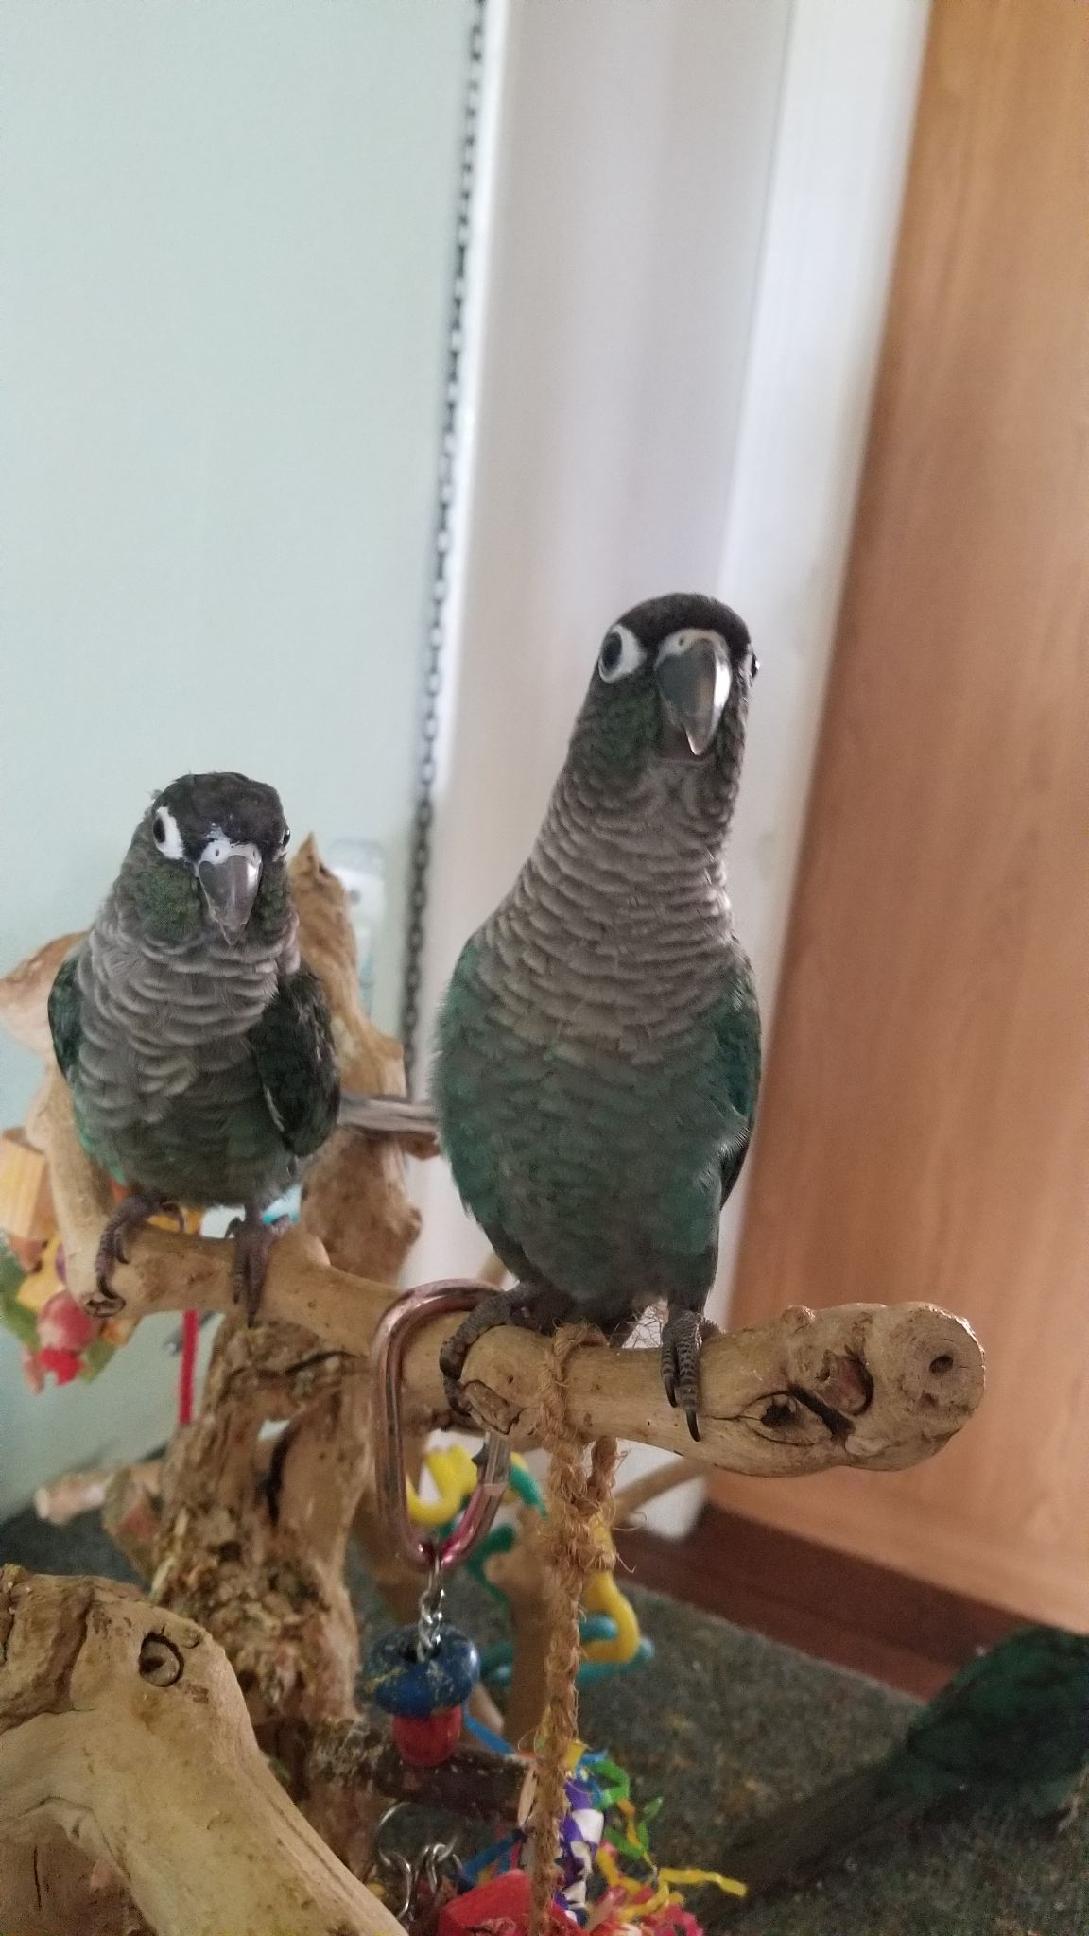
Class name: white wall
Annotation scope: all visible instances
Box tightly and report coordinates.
[0,0,471,1516]
[411,0,929,1528]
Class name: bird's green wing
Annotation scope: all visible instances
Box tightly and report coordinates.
[904,1625,1089,1790]
[248,966,339,1158]
[47,954,83,1082]
[712,950,761,1202]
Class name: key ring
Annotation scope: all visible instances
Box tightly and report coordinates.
[371,1280,512,1575]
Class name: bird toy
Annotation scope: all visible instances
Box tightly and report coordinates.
[450,1742,746,1934]
[363,1282,512,1771]
[404,1440,652,1696]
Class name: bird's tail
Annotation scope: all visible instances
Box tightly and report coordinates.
[719,1761,909,1899]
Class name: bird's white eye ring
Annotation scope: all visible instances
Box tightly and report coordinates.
[277,826,290,858]
[597,624,647,683]
[151,805,184,860]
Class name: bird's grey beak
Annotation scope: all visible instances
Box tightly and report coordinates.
[655,634,732,758]
[197,843,262,940]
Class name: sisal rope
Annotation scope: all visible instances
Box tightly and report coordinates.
[528,1325,619,1936]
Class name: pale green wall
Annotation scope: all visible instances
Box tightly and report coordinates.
[0,0,470,1515]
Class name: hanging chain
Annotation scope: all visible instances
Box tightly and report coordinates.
[400,0,488,1090]
[415,1548,446,1660]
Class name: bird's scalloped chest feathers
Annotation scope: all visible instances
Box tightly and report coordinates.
[71,895,301,1204]
[434,593,761,1338]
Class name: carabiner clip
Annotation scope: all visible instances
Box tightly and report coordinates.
[371,1280,513,1574]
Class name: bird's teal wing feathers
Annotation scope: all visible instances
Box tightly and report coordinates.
[434,935,511,1244]
[712,949,761,1200]
[47,953,83,1083]
[437,934,762,1309]
[248,966,339,1158]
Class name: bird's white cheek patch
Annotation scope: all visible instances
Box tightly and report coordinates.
[152,805,185,860]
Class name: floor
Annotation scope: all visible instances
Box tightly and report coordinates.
[4,1501,1085,1934]
[618,1503,1023,1699]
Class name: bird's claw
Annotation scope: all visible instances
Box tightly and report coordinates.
[227,1212,287,1324]
[661,1308,711,1443]
[439,1282,574,1422]
[439,1333,473,1422]
[91,1190,167,1318]
[86,1282,125,1322]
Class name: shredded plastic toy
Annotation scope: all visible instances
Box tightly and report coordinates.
[451,1742,746,1934]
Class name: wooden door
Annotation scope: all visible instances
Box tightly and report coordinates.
[714,0,1089,1626]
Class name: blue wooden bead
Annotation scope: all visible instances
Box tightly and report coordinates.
[364,1624,480,1719]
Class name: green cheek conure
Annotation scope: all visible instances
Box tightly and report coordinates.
[434,592,761,1438]
[47,771,338,1318]
[718,1624,1089,1898]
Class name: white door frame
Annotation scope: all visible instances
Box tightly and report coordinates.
[411,0,930,1530]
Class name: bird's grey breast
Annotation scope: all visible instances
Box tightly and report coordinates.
[478,768,736,1059]
[75,896,297,1132]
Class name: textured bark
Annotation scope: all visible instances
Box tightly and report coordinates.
[0,1567,400,1936]
[292,1717,530,1821]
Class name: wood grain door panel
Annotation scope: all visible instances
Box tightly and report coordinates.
[714,0,1089,1625]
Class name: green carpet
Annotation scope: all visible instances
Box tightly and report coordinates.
[2,1506,1084,1935]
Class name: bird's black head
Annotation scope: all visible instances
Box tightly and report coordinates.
[128,771,292,946]
[572,593,757,809]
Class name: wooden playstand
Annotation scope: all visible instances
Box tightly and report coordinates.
[0,844,984,1936]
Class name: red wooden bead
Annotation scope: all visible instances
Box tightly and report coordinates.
[391,1704,463,1766]
[438,1870,579,1935]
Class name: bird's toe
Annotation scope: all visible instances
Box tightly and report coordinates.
[661,1308,704,1442]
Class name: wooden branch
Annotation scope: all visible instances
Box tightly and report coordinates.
[0,1825,152,1936]
[34,1072,983,1477]
[0,1567,402,1936]
[0,931,83,1057]
[483,1509,555,1748]
[613,1457,706,1526]
[295,1718,530,1821]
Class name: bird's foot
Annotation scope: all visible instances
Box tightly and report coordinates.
[439,1282,573,1421]
[90,1191,171,1318]
[227,1209,289,1324]
[661,1307,717,1443]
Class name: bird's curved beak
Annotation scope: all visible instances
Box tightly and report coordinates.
[656,633,732,758]
[197,840,262,941]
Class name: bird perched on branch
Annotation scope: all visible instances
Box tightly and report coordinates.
[719,1625,1089,1899]
[48,772,338,1317]
[434,592,760,1437]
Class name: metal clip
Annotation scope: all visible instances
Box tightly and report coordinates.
[371,1280,512,1575]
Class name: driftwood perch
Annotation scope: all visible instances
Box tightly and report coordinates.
[30,1059,984,1478]
[1,844,985,1935]
[0,1566,402,1936]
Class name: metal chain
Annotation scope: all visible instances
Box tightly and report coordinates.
[415,1548,446,1660]
[400,0,488,1089]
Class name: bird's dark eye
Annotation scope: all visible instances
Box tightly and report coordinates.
[597,624,647,683]
[277,826,290,857]
[153,814,165,843]
[750,651,760,680]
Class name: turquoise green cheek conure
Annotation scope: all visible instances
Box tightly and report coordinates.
[47,771,339,1320]
[434,592,761,1439]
